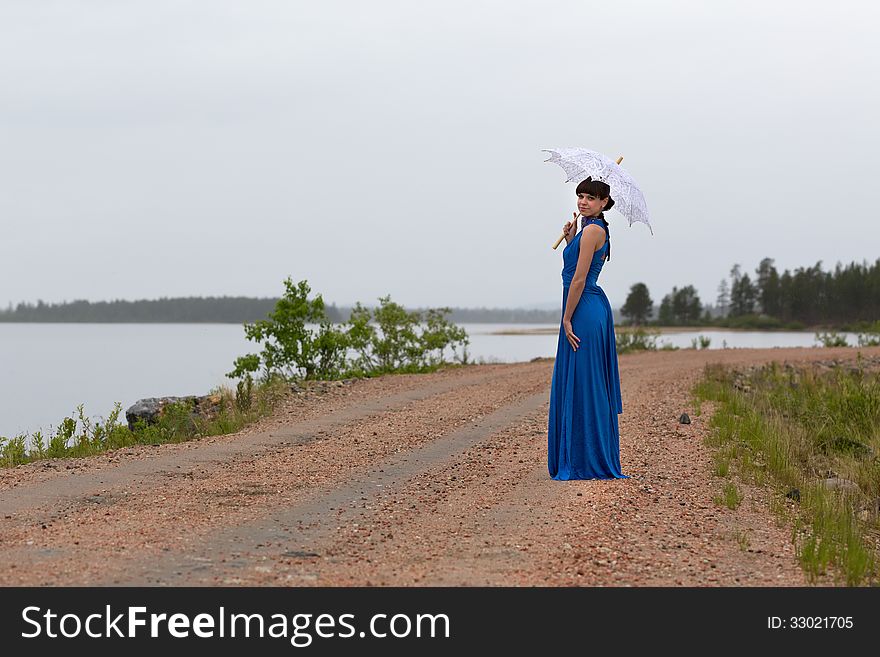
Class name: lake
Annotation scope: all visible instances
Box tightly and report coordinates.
[0,322,863,441]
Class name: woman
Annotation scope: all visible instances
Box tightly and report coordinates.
[547,177,628,480]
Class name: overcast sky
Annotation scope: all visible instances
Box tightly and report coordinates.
[2,0,878,311]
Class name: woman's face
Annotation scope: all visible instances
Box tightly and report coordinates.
[577,192,608,217]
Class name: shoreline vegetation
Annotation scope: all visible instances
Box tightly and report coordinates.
[1,278,473,469]
[3,276,879,476]
[692,357,880,586]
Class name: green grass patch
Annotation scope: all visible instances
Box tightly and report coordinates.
[714,481,742,509]
[693,356,880,586]
[0,375,291,469]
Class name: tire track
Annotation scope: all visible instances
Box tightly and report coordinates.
[0,361,551,585]
[0,363,543,517]
[116,391,549,585]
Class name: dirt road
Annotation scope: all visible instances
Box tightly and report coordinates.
[2,346,877,586]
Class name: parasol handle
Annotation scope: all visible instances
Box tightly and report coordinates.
[552,156,623,249]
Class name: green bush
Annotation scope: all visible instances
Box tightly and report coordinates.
[0,435,27,467]
[815,330,850,347]
[227,277,333,382]
[855,320,880,347]
[228,278,470,384]
[616,327,661,353]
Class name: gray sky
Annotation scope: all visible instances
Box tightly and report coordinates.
[2,0,878,311]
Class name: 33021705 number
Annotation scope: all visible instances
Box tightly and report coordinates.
[789,617,853,629]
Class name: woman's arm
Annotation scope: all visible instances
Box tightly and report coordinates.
[563,225,602,322]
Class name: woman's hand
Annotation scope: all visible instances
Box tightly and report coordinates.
[562,212,578,244]
[563,318,580,351]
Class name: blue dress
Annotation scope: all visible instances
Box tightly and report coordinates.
[548,216,627,480]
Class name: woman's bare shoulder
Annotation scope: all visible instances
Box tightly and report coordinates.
[582,224,606,251]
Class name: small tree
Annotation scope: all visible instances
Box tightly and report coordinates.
[621,283,653,326]
[371,295,423,372]
[419,307,469,366]
[227,277,341,382]
[343,301,378,375]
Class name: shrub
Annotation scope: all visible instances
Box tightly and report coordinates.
[616,327,660,353]
[229,279,470,385]
[815,331,849,347]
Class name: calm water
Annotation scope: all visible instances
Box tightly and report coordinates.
[0,322,862,440]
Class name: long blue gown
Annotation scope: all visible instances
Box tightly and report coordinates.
[548,216,628,480]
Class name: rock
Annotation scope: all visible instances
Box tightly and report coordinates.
[679,413,691,425]
[857,498,880,521]
[822,477,861,495]
[785,488,800,502]
[829,436,872,458]
[125,394,223,432]
[733,377,751,392]
[281,550,320,558]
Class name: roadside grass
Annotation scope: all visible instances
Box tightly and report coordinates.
[727,529,751,551]
[0,357,478,472]
[714,481,742,509]
[0,375,291,469]
[692,357,880,586]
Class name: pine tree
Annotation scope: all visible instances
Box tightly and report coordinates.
[730,273,757,317]
[755,257,781,316]
[716,279,730,318]
[621,283,653,326]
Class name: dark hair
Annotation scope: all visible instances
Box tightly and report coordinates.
[575,177,613,261]
[575,177,615,210]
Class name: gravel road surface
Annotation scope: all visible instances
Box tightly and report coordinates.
[2,345,877,586]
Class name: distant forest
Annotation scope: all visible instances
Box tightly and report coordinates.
[0,296,564,324]
[626,257,880,329]
[5,256,877,327]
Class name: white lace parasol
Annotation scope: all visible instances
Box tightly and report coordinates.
[542,147,653,235]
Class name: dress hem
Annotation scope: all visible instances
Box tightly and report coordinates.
[549,473,630,481]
